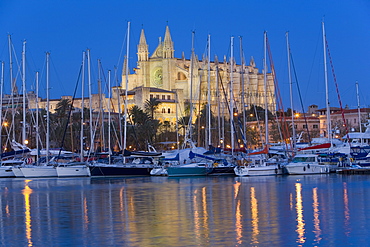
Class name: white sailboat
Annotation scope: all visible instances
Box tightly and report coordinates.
[55,51,90,177]
[19,52,58,178]
[234,32,285,176]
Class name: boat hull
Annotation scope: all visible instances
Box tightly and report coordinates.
[20,166,58,178]
[0,166,15,178]
[166,166,208,177]
[208,166,235,175]
[234,166,284,176]
[89,164,153,176]
[56,166,91,177]
[285,164,330,175]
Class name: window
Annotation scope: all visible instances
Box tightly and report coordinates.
[150,94,153,99]
[162,95,165,100]
[313,124,318,129]
[156,95,159,99]
[168,108,171,113]
[167,95,171,100]
[162,108,165,113]
[303,125,307,129]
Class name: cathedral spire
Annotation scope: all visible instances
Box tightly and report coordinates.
[137,28,149,61]
[163,25,174,58]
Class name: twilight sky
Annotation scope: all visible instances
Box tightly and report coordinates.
[0,0,369,112]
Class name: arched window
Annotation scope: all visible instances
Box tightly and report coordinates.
[168,108,171,113]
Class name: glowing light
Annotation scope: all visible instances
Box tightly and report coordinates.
[250,187,259,245]
[3,122,8,127]
[235,200,243,244]
[312,187,322,242]
[295,183,306,244]
[22,180,33,247]
[24,139,29,145]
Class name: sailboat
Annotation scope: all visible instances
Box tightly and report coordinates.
[55,51,91,177]
[234,32,285,176]
[285,22,335,175]
[19,52,58,178]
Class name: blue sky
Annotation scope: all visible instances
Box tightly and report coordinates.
[0,0,369,112]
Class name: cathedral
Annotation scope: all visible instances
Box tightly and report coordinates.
[120,26,276,124]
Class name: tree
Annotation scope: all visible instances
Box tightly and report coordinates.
[144,98,161,119]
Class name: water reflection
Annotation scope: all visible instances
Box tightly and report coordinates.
[295,182,305,244]
[343,182,351,236]
[22,180,33,247]
[0,175,370,245]
[312,187,322,242]
[250,187,259,245]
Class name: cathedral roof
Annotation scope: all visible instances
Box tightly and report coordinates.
[129,86,175,94]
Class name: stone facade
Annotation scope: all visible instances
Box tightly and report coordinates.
[120,26,276,123]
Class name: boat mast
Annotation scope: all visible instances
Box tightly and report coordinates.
[80,51,86,162]
[230,36,235,156]
[8,35,15,141]
[22,41,27,145]
[115,67,123,151]
[46,52,50,164]
[263,31,269,147]
[215,57,222,149]
[286,32,296,152]
[207,34,212,148]
[35,71,39,162]
[123,21,130,152]
[0,61,4,153]
[239,36,247,138]
[356,81,362,133]
[87,49,94,153]
[175,91,179,152]
[322,21,331,142]
[108,70,112,163]
[188,31,195,145]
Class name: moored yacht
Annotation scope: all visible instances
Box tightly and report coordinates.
[56,161,91,177]
[166,162,211,177]
[234,158,286,176]
[285,153,330,175]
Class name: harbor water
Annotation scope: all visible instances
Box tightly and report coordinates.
[1,174,370,246]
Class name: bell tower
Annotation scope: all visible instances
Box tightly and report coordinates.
[137,29,149,61]
[162,26,174,59]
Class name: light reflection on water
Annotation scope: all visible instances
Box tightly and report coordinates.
[0,175,370,246]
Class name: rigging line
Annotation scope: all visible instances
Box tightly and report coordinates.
[266,36,291,154]
[290,51,312,144]
[218,69,242,149]
[57,62,83,159]
[325,38,350,142]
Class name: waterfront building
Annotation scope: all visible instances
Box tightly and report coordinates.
[119,26,276,124]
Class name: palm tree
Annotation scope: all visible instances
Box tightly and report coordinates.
[144,98,161,119]
[128,105,159,150]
